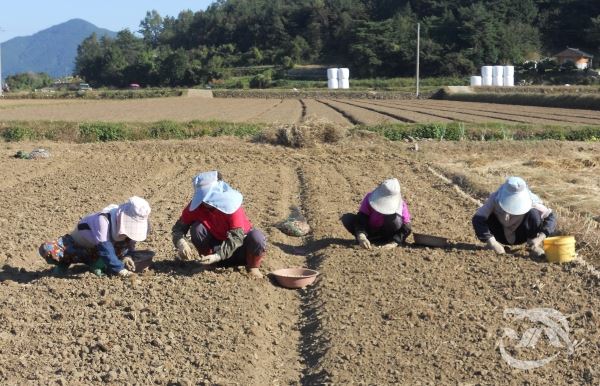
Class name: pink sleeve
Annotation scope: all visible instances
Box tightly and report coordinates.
[358,193,372,215]
[401,201,411,223]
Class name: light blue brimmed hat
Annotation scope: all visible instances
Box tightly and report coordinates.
[496,176,533,215]
[190,171,243,214]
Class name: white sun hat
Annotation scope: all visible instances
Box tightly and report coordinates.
[496,176,533,215]
[111,196,151,241]
[368,178,403,215]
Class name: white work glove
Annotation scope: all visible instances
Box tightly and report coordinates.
[198,253,222,265]
[357,233,372,250]
[122,256,136,272]
[527,233,546,258]
[378,242,398,250]
[486,237,505,255]
[117,269,134,277]
[176,239,194,261]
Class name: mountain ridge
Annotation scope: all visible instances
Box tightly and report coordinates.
[1,18,117,79]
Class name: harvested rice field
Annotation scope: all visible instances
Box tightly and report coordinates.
[0,136,599,385]
[2,97,600,126]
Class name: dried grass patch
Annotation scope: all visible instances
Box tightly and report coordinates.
[256,119,348,148]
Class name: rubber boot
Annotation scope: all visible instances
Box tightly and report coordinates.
[89,258,107,277]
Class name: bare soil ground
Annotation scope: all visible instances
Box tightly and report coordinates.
[0,137,598,385]
[4,97,600,127]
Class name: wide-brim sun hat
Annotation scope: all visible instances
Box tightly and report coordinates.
[111,196,151,241]
[497,176,533,215]
[190,171,220,211]
[368,178,402,215]
[190,171,243,214]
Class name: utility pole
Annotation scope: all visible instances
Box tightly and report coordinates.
[416,22,420,98]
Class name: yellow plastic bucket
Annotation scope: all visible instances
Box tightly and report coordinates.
[543,236,576,263]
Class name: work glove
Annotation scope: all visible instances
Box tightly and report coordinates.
[356,233,372,250]
[486,237,506,255]
[176,239,194,261]
[527,233,546,258]
[198,253,222,265]
[378,242,398,250]
[117,269,134,277]
[122,256,136,272]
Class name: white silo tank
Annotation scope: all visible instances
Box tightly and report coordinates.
[470,76,483,87]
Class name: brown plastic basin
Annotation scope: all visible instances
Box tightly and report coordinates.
[271,267,319,289]
[130,250,155,272]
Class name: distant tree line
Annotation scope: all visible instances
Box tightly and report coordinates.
[74,0,600,87]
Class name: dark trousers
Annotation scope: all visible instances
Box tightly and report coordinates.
[341,213,404,243]
[487,209,543,245]
[190,222,266,268]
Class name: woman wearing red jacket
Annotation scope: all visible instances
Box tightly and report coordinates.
[171,171,266,278]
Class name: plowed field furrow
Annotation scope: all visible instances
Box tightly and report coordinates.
[1,138,598,385]
[342,99,477,123]
[302,99,353,126]
[358,99,526,124]
[334,99,420,123]
[0,98,281,122]
[247,99,285,121]
[250,99,303,124]
[381,100,600,126]
[318,99,399,125]
[296,145,599,384]
[429,100,600,120]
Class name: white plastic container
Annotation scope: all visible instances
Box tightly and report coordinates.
[503,65,515,77]
[328,78,339,89]
[503,76,515,87]
[482,77,493,86]
[481,66,493,78]
[493,65,504,78]
[327,68,339,79]
[337,68,350,80]
[470,76,483,87]
[339,78,350,89]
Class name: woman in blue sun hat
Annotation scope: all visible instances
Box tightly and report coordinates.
[171,171,266,278]
[472,176,556,257]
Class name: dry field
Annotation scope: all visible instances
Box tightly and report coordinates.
[0,137,598,385]
[2,97,600,126]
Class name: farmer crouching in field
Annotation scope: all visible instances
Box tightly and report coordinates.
[341,178,412,250]
[39,196,151,277]
[472,176,556,257]
[171,171,266,278]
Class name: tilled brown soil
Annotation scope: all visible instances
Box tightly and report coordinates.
[2,97,600,127]
[0,138,598,385]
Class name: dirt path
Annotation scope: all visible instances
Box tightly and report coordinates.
[0,138,598,384]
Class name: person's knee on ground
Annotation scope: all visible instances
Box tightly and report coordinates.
[340,213,357,236]
[190,222,216,256]
[244,229,266,269]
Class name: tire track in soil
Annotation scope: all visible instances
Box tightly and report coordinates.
[315,99,361,125]
[379,100,599,126]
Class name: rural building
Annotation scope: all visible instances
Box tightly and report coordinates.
[554,47,594,69]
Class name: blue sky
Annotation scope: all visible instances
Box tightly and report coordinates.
[0,1,215,42]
